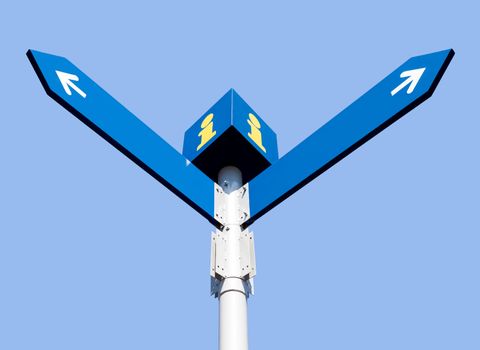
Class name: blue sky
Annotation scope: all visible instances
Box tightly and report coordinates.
[1,1,479,349]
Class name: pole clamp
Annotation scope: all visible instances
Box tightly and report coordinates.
[210,229,256,298]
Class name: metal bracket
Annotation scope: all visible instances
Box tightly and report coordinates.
[210,229,256,297]
[214,183,250,227]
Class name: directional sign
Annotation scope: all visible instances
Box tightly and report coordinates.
[27,49,220,228]
[244,49,454,227]
[28,48,454,231]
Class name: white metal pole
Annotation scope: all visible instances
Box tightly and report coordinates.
[217,166,249,350]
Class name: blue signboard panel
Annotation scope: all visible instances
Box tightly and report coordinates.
[27,49,220,228]
[183,90,232,162]
[231,90,279,164]
[182,89,278,184]
[183,89,278,165]
[245,49,454,227]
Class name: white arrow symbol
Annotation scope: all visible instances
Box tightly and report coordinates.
[390,67,426,96]
[55,70,87,98]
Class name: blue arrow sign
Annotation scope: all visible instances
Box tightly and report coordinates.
[245,49,454,227]
[27,49,220,228]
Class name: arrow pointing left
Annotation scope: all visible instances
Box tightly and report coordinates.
[55,70,87,98]
[27,49,221,228]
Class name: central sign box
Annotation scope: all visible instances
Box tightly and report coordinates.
[183,89,278,184]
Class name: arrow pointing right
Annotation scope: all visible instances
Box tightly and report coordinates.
[245,49,454,228]
[55,70,87,98]
[390,67,426,96]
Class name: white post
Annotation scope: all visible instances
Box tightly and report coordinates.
[217,166,249,350]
